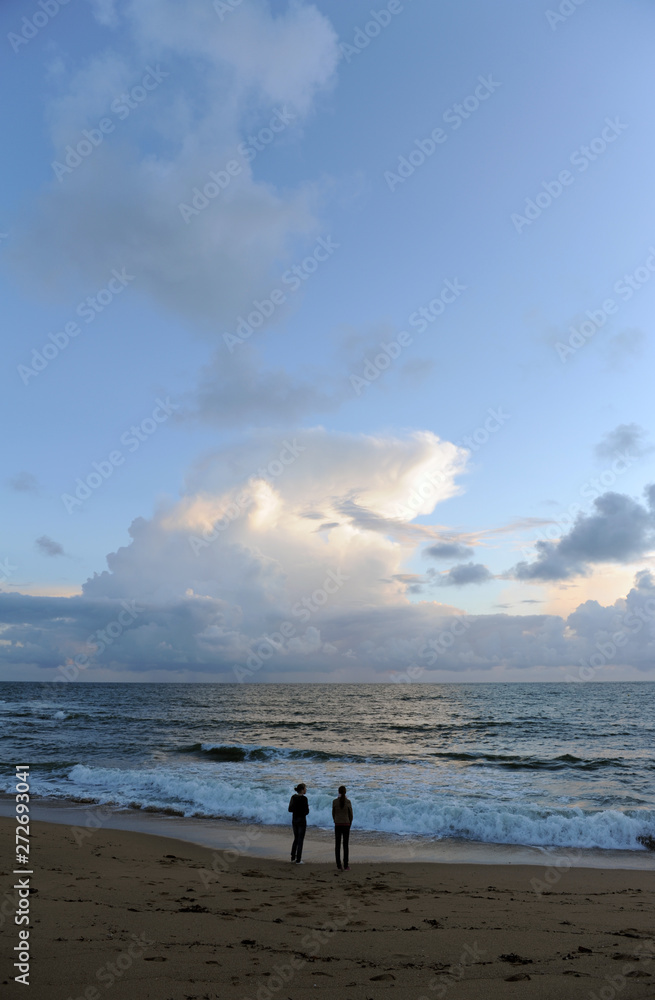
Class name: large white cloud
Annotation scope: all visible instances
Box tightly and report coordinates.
[84,427,467,612]
[3,430,655,681]
[1,429,470,677]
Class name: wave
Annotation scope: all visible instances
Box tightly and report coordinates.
[11,762,655,852]
[175,742,630,773]
[430,751,628,771]
[177,742,387,765]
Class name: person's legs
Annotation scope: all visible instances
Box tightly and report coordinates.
[291,820,300,860]
[295,820,306,862]
[343,827,350,868]
[334,826,343,868]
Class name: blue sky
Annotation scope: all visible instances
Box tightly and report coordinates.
[2,0,655,681]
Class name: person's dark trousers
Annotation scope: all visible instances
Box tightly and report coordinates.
[335,825,350,868]
[291,819,306,862]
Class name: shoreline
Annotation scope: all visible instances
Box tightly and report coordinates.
[2,796,655,870]
[2,815,655,999]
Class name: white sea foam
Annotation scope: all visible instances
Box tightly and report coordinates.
[15,762,655,851]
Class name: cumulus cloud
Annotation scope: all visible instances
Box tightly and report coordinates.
[512,487,655,581]
[82,428,467,610]
[36,536,65,558]
[437,562,493,586]
[1,428,471,676]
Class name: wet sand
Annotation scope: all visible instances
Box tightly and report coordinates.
[1,816,654,999]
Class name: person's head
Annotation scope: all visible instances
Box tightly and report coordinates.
[338,784,346,804]
[295,783,306,794]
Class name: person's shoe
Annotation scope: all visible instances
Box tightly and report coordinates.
[295,860,304,864]
[290,858,296,862]
[344,866,351,870]
[336,866,342,871]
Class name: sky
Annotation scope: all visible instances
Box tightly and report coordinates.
[2,0,655,683]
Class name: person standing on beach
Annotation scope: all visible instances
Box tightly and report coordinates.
[288,783,309,864]
[332,785,353,871]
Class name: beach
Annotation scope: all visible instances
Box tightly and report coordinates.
[2,816,655,1000]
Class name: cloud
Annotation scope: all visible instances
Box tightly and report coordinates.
[634,569,655,590]
[9,0,339,339]
[80,428,467,609]
[437,562,493,586]
[4,569,655,679]
[183,346,342,427]
[512,487,655,581]
[88,0,119,27]
[595,423,651,461]
[7,472,40,493]
[424,541,473,560]
[604,328,647,369]
[392,573,425,595]
[5,420,655,680]
[2,431,655,679]
[35,536,65,558]
[399,358,436,386]
[125,0,338,115]
[0,428,472,677]
[0,440,631,677]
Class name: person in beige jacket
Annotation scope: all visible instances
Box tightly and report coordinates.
[332,785,353,871]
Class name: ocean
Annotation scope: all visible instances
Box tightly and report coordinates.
[1,681,654,854]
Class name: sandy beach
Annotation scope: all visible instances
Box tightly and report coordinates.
[2,816,655,1000]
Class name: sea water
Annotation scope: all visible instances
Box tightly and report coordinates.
[1,682,654,854]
